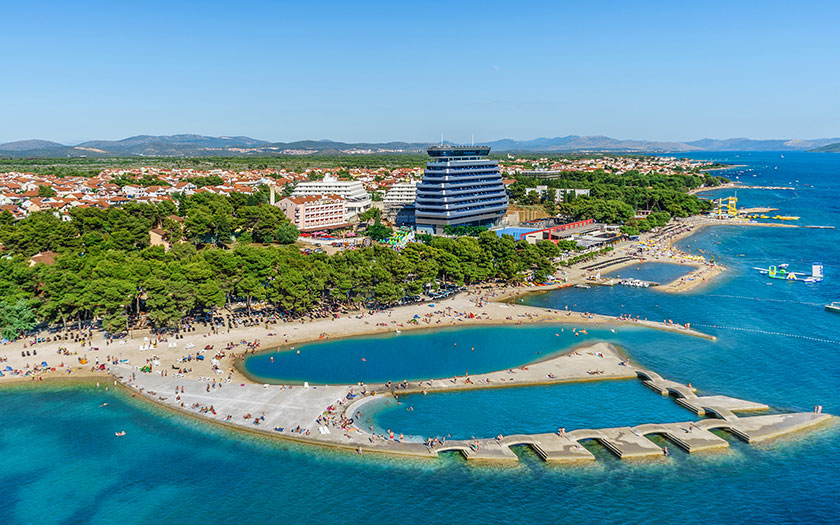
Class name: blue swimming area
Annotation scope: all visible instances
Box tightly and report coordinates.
[603,261,694,283]
[2,152,840,522]
[243,324,624,384]
[362,379,698,440]
[493,226,535,240]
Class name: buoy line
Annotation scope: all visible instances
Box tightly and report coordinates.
[704,294,820,306]
[692,323,840,345]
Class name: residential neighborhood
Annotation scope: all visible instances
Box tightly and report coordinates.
[0,155,717,226]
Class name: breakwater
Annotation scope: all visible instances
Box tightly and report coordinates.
[114,342,831,463]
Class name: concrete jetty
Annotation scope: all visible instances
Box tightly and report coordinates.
[633,422,729,453]
[637,370,768,420]
[700,412,831,443]
[567,427,665,459]
[500,433,596,462]
[112,343,832,465]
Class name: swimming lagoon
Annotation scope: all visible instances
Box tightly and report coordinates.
[603,261,695,283]
[242,324,626,385]
[361,379,699,440]
[2,152,840,522]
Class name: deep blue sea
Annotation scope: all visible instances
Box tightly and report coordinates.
[2,152,839,523]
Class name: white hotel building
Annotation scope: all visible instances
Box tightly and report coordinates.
[383,181,418,206]
[288,176,371,219]
[383,180,418,224]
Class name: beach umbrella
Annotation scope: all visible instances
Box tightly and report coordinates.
[413,315,420,318]
[41,361,48,367]
[4,366,12,371]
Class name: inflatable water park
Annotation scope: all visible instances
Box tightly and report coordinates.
[754,262,823,283]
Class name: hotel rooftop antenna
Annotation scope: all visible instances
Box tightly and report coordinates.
[440,133,444,147]
[471,133,474,146]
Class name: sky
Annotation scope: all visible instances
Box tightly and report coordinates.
[1,0,839,144]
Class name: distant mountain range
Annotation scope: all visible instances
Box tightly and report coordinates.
[1,133,839,157]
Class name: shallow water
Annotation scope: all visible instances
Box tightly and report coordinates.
[603,261,694,283]
[2,152,840,523]
[363,379,699,440]
[242,324,620,384]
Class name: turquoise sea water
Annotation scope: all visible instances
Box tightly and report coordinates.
[362,379,699,440]
[2,152,840,523]
[243,324,622,384]
[603,261,693,282]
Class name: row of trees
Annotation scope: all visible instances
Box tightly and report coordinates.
[0,231,561,337]
[508,169,725,223]
[0,188,299,257]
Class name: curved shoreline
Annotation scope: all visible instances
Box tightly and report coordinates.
[5,211,825,463]
[107,342,832,463]
[234,321,710,386]
[2,333,831,463]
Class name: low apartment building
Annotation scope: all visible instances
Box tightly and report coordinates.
[276,195,347,231]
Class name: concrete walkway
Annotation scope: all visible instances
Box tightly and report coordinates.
[112,343,832,464]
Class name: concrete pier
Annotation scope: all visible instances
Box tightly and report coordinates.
[501,434,596,462]
[111,343,832,465]
[700,412,831,443]
[638,370,769,420]
[633,422,730,453]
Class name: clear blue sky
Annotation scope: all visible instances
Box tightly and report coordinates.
[1,0,838,144]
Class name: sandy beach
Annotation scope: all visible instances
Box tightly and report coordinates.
[0,214,756,388]
[0,214,742,390]
[0,287,716,390]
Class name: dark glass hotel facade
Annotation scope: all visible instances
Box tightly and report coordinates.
[415,146,508,234]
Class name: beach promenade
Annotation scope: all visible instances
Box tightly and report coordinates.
[110,342,832,463]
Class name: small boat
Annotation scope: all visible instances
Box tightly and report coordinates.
[574,284,591,289]
[826,302,840,313]
[115,431,126,437]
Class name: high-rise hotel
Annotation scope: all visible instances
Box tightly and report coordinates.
[414,145,508,235]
